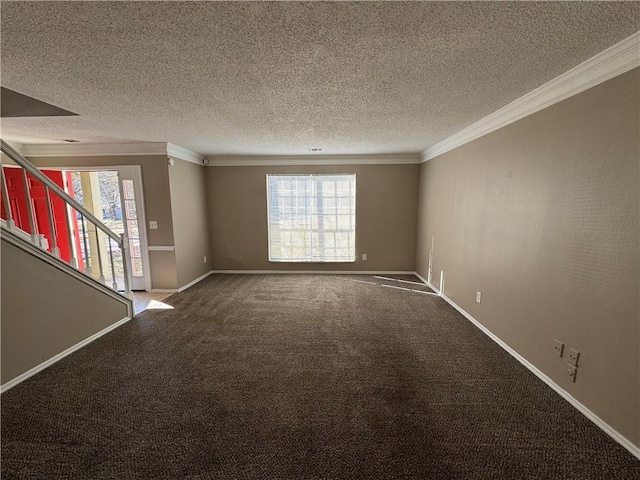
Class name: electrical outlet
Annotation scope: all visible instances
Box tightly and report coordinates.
[362,253,367,261]
[566,364,577,382]
[476,291,482,303]
[149,221,158,230]
[204,256,207,264]
[567,348,580,367]
[553,340,564,357]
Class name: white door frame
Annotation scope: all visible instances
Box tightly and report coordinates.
[54,165,152,292]
[116,166,151,292]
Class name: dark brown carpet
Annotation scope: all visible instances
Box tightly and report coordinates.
[2,274,639,479]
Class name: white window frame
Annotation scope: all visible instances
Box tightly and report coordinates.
[266,173,356,263]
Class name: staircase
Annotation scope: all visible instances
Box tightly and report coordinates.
[1,139,134,390]
[1,139,133,304]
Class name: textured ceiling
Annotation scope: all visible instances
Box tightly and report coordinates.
[1,2,639,156]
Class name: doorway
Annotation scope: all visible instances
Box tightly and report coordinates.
[64,166,150,292]
[1,164,150,292]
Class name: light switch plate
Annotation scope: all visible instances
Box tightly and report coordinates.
[476,291,482,303]
[566,364,577,382]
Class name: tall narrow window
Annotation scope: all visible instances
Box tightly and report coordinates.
[267,174,356,262]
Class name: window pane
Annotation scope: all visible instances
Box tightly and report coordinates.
[122,179,135,200]
[129,238,141,258]
[124,200,137,219]
[132,258,143,277]
[267,174,355,262]
[127,219,139,237]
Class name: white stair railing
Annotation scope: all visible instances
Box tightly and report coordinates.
[0,139,131,298]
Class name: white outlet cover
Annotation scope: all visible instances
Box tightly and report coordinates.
[567,348,580,366]
[149,221,158,229]
[476,291,482,303]
[362,254,367,261]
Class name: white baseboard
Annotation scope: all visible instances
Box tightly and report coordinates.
[210,270,415,275]
[0,316,132,394]
[177,270,214,292]
[424,280,640,461]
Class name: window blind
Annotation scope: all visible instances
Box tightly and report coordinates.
[267,174,356,262]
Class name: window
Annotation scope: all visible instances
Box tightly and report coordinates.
[267,174,356,262]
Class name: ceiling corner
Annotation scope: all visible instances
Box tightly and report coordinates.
[166,143,205,165]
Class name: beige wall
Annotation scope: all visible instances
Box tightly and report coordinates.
[416,69,640,446]
[27,155,178,290]
[207,164,419,271]
[148,250,178,290]
[169,159,212,287]
[1,238,129,384]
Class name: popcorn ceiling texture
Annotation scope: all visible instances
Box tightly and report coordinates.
[1,2,639,155]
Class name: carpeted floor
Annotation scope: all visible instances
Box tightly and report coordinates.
[2,274,639,479]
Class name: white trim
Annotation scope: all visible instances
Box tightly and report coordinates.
[208,154,421,167]
[421,31,640,162]
[167,143,205,165]
[150,288,178,293]
[132,166,152,292]
[18,142,206,166]
[116,165,152,292]
[429,282,640,461]
[0,316,132,394]
[22,142,168,158]
[1,219,35,244]
[13,144,417,166]
[177,270,215,292]
[210,270,415,275]
[148,245,176,251]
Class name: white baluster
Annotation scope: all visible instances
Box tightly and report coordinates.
[95,224,105,284]
[44,185,60,258]
[1,167,15,229]
[20,168,38,246]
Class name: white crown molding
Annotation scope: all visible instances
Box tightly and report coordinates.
[208,153,421,167]
[12,140,413,167]
[167,142,205,165]
[421,31,640,162]
[22,142,168,157]
[9,142,415,167]
[17,141,205,165]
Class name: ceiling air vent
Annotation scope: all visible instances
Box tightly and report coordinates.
[307,148,322,152]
